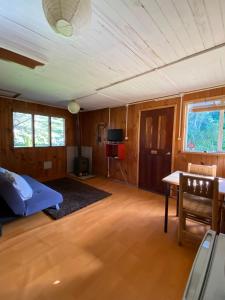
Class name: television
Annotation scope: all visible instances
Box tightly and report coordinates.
[107,129,123,142]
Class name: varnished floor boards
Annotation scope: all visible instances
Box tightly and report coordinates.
[0,177,197,300]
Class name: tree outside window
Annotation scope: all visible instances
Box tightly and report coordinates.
[185,101,225,153]
[13,112,33,147]
[13,112,65,148]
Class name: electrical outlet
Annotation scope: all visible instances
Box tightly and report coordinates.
[44,161,52,170]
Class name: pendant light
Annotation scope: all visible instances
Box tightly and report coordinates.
[42,0,91,37]
[68,100,80,114]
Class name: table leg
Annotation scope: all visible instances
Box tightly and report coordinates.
[176,186,179,217]
[164,183,170,233]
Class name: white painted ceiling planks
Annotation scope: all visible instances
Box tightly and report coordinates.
[0,0,224,110]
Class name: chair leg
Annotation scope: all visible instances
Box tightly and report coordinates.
[178,211,186,246]
[178,213,183,245]
[182,215,186,230]
[176,186,179,217]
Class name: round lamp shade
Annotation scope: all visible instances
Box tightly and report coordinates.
[68,100,80,114]
[42,0,91,37]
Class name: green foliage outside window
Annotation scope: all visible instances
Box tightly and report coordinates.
[13,112,33,147]
[13,112,65,148]
[34,115,50,147]
[51,117,65,146]
[186,111,219,152]
[185,102,225,153]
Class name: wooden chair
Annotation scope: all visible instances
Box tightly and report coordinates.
[178,173,219,245]
[187,163,217,177]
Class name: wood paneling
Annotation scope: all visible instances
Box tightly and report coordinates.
[0,97,76,181]
[80,109,109,176]
[80,86,225,185]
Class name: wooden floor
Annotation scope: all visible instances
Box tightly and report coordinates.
[0,177,198,300]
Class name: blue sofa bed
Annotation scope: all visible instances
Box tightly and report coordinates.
[0,170,63,235]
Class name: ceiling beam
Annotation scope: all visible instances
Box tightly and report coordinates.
[0,47,45,69]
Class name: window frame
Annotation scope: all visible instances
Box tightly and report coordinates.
[183,99,225,154]
[12,111,66,149]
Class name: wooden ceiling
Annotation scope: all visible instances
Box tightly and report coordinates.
[0,0,225,110]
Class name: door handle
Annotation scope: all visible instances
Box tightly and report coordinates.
[166,152,171,155]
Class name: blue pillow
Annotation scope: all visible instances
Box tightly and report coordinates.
[0,167,6,173]
[3,171,33,201]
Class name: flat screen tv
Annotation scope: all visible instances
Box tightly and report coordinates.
[107,129,123,142]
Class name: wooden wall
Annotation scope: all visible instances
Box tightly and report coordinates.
[0,97,76,181]
[80,109,109,176]
[80,86,225,185]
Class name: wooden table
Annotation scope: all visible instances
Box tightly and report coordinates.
[162,171,225,233]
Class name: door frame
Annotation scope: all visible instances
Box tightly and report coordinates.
[137,104,177,187]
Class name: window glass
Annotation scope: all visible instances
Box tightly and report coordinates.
[34,115,50,147]
[185,110,220,152]
[51,117,65,146]
[13,112,33,147]
[13,112,65,148]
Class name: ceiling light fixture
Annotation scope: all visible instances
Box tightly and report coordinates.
[68,100,80,114]
[42,0,91,37]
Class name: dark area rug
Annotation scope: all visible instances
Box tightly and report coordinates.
[44,178,111,220]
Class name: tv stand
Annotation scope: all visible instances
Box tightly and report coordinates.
[105,142,125,160]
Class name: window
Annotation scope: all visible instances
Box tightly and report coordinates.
[185,100,225,153]
[13,112,33,148]
[34,115,50,147]
[51,117,65,146]
[13,112,65,148]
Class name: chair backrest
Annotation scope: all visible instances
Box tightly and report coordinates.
[187,163,217,177]
[180,174,217,199]
[179,173,219,230]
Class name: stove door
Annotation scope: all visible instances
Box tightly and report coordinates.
[183,230,216,300]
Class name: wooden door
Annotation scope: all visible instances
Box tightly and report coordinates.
[139,107,174,194]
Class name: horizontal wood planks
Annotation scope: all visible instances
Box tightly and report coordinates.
[80,86,225,184]
[0,97,76,181]
[1,1,225,109]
